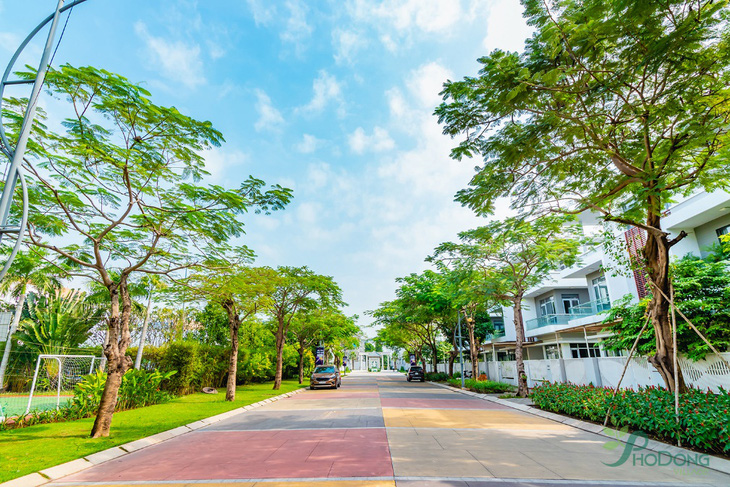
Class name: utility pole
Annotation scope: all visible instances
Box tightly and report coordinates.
[457,310,465,389]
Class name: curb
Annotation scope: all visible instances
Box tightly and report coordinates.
[2,387,306,487]
[430,381,730,477]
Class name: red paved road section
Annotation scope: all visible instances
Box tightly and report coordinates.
[61,429,392,481]
[379,398,510,409]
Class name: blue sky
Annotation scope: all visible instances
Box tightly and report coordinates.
[0,0,532,332]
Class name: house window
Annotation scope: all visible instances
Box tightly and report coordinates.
[539,296,556,317]
[570,342,601,358]
[490,317,505,334]
[717,225,730,242]
[498,351,516,361]
[591,276,610,304]
[544,345,561,360]
[561,294,580,314]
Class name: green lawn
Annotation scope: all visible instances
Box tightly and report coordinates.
[0,380,304,482]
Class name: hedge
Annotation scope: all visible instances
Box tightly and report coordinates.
[531,382,730,454]
[447,378,515,394]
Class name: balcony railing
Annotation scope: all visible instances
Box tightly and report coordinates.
[568,297,611,318]
[525,314,571,330]
[484,329,505,341]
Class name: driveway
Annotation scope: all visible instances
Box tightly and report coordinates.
[50,371,730,487]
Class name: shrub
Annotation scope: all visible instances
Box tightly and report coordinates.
[425,372,450,382]
[453,371,461,379]
[0,369,175,431]
[70,369,175,416]
[531,382,730,454]
[448,378,515,394]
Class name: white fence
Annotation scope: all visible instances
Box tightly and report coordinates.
[428,353,730,392]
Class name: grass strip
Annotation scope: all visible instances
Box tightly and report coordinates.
[0,380,304,482]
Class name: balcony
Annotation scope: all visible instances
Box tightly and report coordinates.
[484,329,505,341]
[525,314,571,331]
[569,298,611,318]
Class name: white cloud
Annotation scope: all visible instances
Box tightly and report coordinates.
[406,62,452,109]
[296,134,322,154]
[246,0,276,26]
[482,0,534,53]
[254,89,285,132]
[280,0,313,53]
[134,22,206,89]
[332,29,366,65]
[307,162,331,189]
[202,147,248,184]
[347,0,464,51]
[348,127,395,154]
[299,70,345,117]
[296,201,320,225]
[207,40,226,60]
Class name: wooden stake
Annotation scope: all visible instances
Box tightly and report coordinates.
[603,312,651,427]
[670,283,680,447]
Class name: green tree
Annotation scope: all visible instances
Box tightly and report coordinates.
[15,65,291,437]
[263,266,344,390]
[432,216,581,396]
[186,263,277,400]
[436,0,730,392]
[603,251,730,360]
[0,249,61,390]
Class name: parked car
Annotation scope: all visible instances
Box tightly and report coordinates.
[406,365,425,382]
[310,365,341,389]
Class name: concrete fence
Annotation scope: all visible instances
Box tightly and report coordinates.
[427,353,730,393]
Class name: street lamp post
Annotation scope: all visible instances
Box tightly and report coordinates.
[457,311,465,389]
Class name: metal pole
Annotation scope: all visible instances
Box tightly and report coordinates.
[0,0,65,229]
[134,286,154,369]
[25,355,42,415]
[55,357,62,410]
[458,311,465,389]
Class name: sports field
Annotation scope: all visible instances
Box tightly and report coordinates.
[0,393,71,418]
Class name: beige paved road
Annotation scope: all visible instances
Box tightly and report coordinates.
[48,371,730,487]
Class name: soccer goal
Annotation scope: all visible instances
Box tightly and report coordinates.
[24,354,105,415]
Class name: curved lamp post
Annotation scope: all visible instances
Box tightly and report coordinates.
[0,0,89,283]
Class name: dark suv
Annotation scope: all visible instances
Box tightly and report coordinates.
[406,365,425,382]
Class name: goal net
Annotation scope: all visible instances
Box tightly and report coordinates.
[22,354,104,416]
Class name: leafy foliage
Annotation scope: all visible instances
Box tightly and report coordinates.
[603,252,730,360]
[15,290,104,355]
[447,378,515,394]
[70,369,175,416]
[532,382,730,454]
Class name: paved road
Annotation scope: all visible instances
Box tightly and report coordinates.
[51,371,730,487]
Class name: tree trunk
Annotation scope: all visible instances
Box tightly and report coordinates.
[297,345,305,384]
[90,280,133,438]
[222,299,240,401]
[431,343,439,373]
[134,289,153,369]
[643,206,687,393]
[467,318,479,379]
[273,318,285,390]
[448,350,456,377]
[0,291,26,391]
[513,298,529,398]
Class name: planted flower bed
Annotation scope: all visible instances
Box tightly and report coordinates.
[531,382,730,454]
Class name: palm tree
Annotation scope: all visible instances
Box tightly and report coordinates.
[14,288,104,356]
[0,249,62,390]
